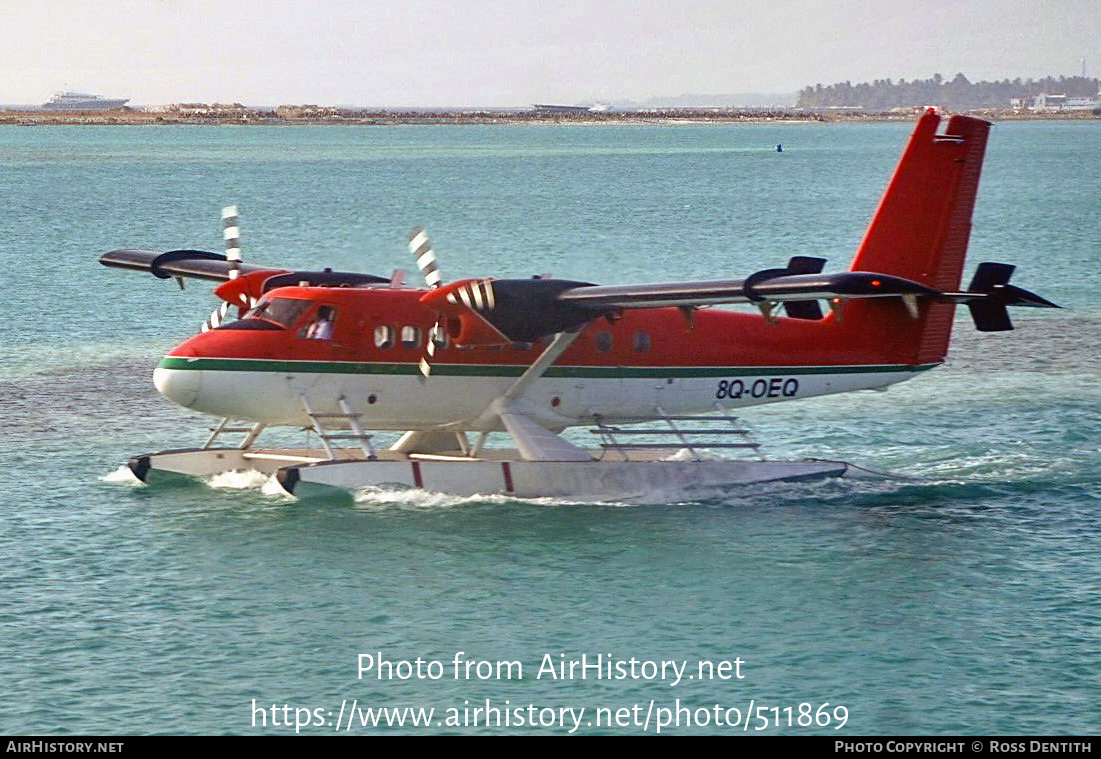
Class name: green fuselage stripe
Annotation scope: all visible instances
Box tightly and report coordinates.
[157,356,937,379]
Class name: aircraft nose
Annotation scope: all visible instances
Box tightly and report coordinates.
[153,363,202,408]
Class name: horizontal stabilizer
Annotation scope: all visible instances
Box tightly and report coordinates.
[961,262,1060,331]
[968,300,1013,332]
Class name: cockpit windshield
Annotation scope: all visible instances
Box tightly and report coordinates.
[244,298,311,329]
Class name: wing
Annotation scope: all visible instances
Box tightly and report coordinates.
[556,271,939,309]
[419,256,1057,344]
[100,248,390,291]
[99,249,280,282]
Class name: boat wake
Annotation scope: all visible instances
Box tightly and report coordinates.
[350,485,620,511]
[99,465,144,486]
[206,469,276,491]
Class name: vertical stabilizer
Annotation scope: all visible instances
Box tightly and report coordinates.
[847,109,990,364]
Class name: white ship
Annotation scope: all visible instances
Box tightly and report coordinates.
[41,91,129,110]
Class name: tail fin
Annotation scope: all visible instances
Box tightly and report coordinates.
[847,109,991,364]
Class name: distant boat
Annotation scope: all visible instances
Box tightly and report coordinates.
[41,91,129,110]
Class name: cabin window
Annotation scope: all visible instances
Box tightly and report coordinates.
[400,325,421,349]
[633,331,651,352]
[245,298,310,329]
[595,331,613,353]
[301,306,337,340]
[374,324,395,349]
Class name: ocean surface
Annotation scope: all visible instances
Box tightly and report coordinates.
[0,118,1098,736]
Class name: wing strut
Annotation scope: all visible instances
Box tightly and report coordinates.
[393,329,593,462]
[470,329,592,461]
[500,330,581,405]
[391,329,589,460]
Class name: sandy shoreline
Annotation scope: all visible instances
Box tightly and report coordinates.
[1,106,1096,126]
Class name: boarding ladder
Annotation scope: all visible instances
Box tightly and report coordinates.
[202,419,267,450]
[299,394,377,460]
[591,406,764,461]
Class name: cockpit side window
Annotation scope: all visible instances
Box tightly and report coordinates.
[301,306,337,340]
[244,298,311,329]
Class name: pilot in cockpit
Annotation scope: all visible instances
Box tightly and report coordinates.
[304,306,335,339]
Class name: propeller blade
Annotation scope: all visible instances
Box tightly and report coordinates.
[205,206,245,331]
[222,205,242,280]
[418,322,445,379]
[409,227,447,376]
[201,301,233,333]
[409,227,442,289]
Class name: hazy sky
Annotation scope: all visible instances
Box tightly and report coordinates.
[3,0,1098,106]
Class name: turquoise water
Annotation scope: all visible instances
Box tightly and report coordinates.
[1,120,1098,735]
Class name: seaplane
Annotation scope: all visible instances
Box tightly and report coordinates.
[100,109,1057,501]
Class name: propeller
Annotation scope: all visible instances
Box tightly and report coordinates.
[201,300,235,332]
[408,227,447,377]
[409,227,442,289]
[202,205,246,332]
[422,277,601,344]
[407,228,612,372]
[222,205,242,280]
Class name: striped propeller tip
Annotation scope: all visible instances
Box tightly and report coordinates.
[408,227,442,288]
[221,205,242,278]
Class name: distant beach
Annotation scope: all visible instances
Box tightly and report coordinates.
[1,105,1096,126]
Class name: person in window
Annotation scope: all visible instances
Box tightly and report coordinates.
[305,306,335,339]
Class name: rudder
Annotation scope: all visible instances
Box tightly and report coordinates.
[847,109,991,365]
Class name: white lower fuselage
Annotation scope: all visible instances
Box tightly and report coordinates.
[153,358,929,432]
